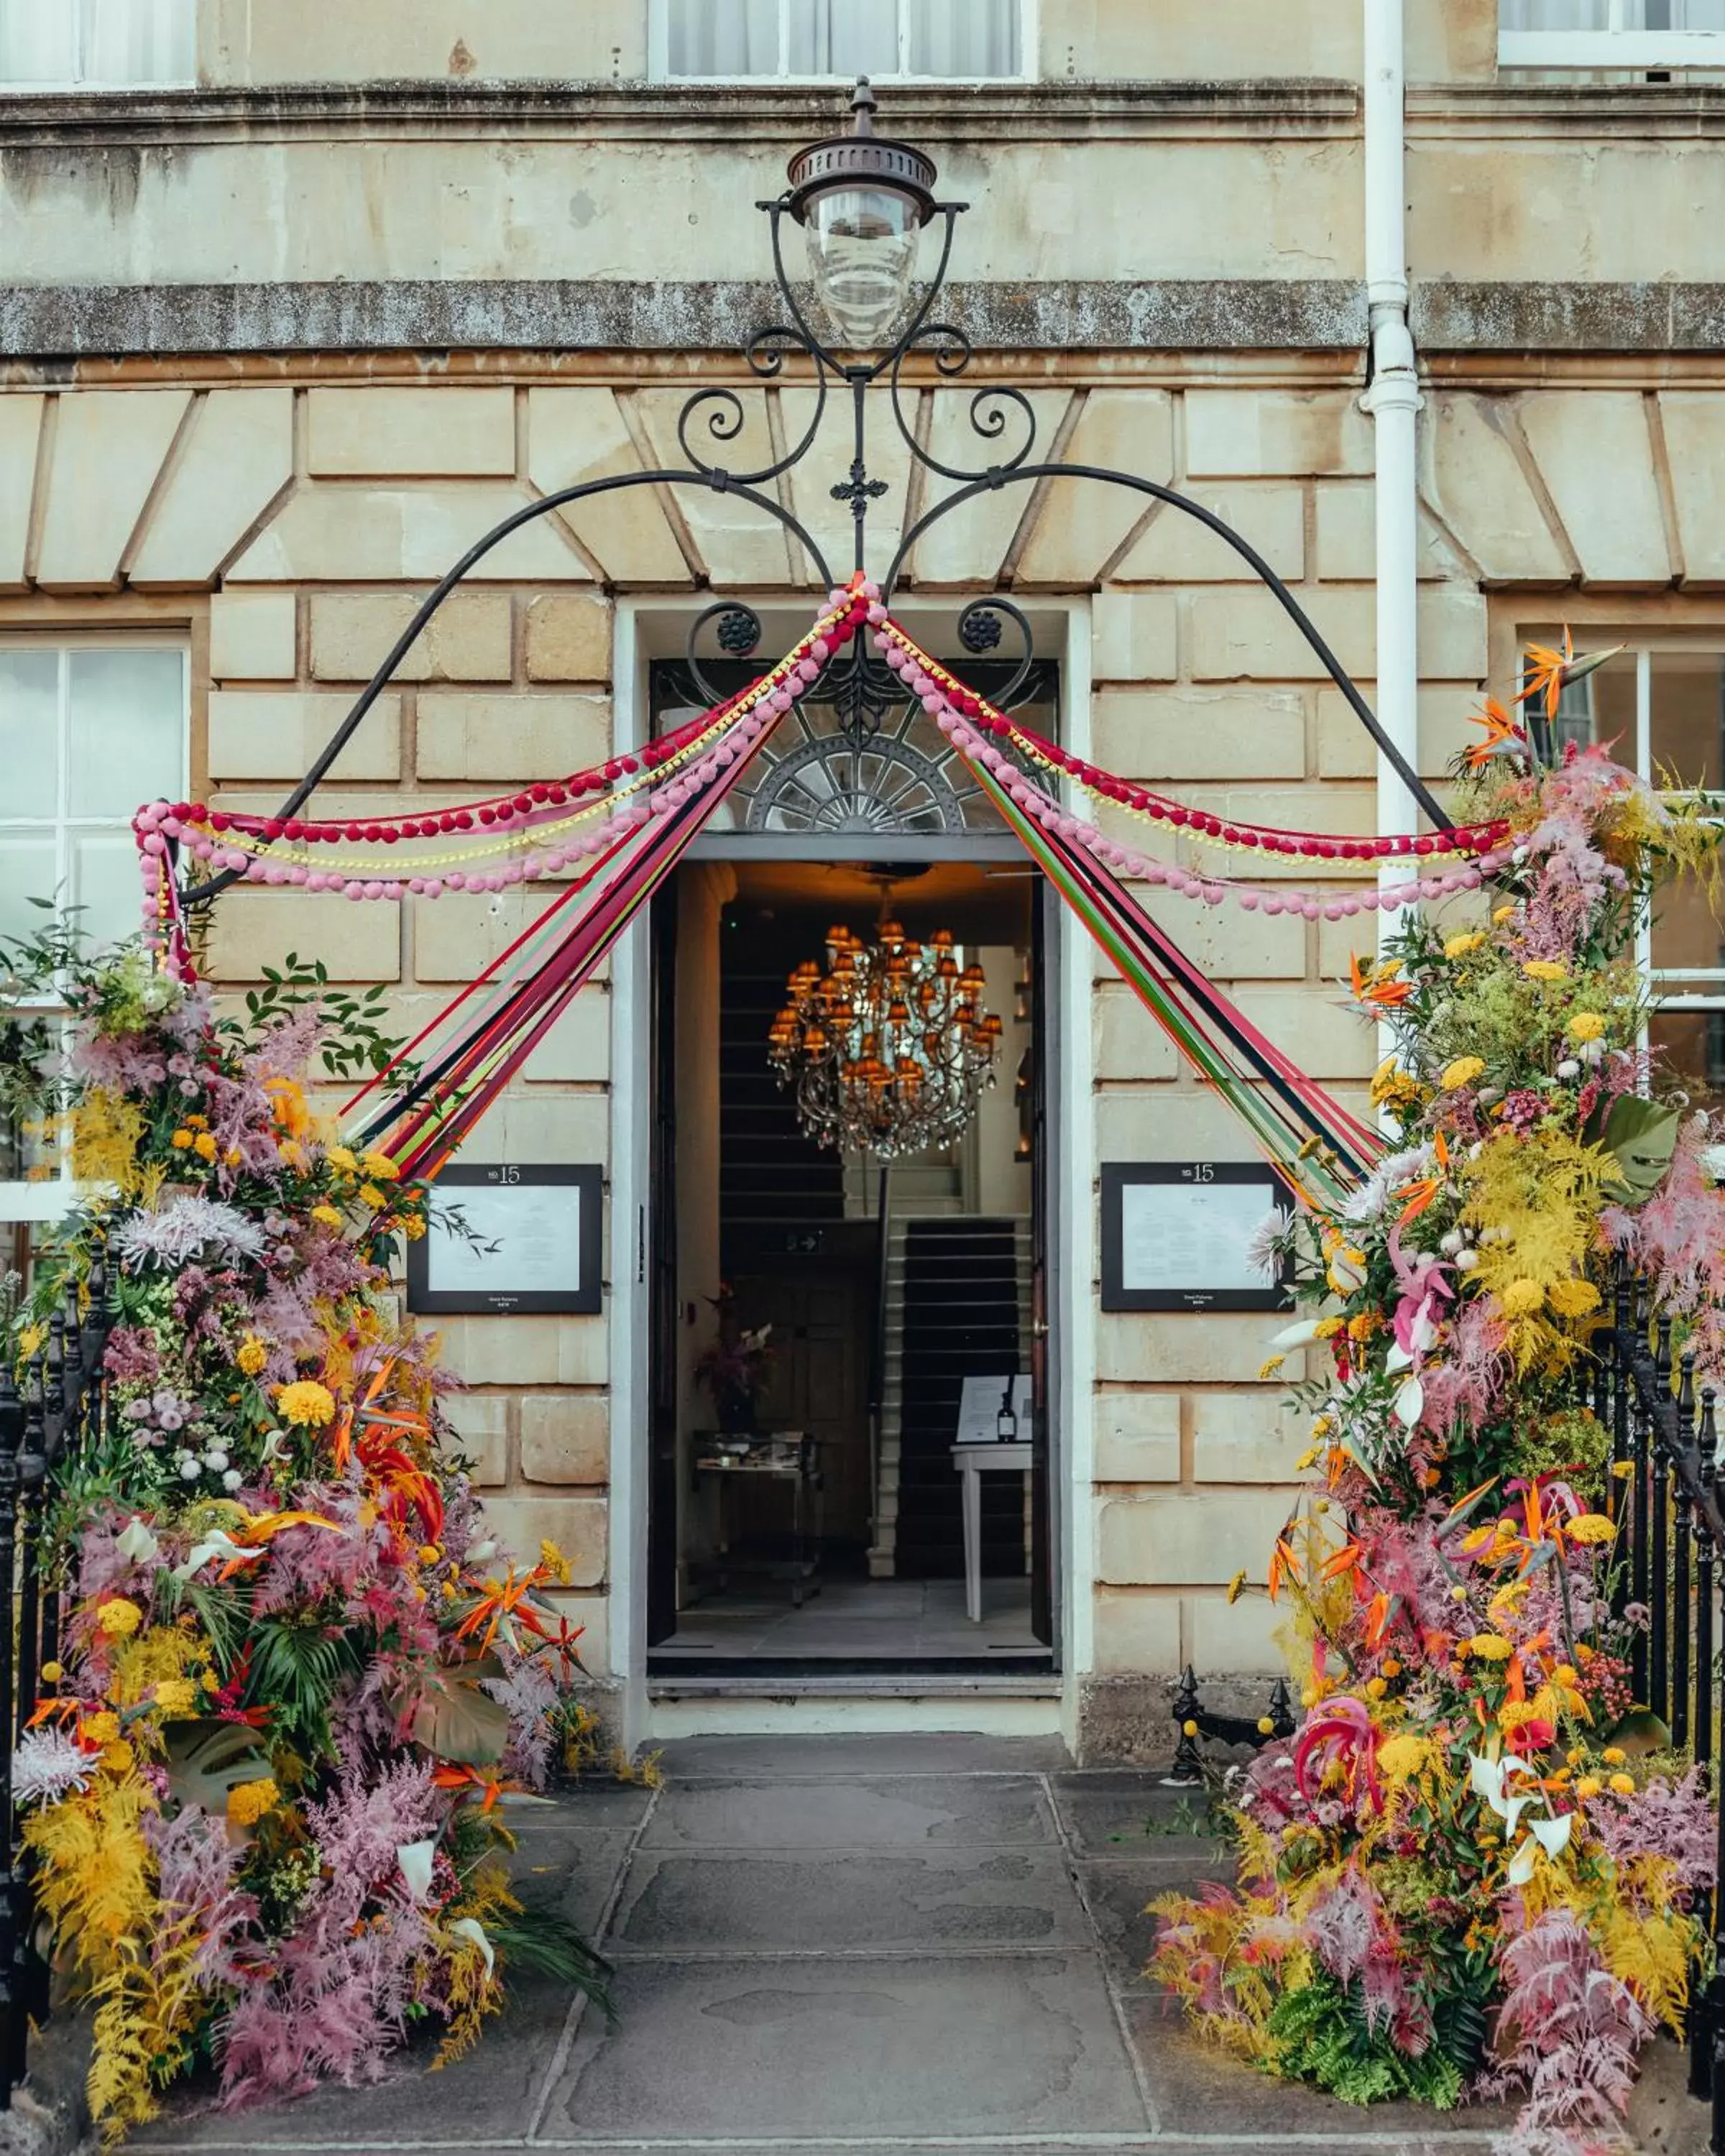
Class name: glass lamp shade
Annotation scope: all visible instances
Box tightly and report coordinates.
[803,183,922,347]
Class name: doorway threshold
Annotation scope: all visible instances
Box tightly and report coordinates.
[649,1666,1058,1697]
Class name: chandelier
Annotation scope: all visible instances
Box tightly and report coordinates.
[768,921,1002,1159]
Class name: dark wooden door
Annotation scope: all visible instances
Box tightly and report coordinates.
[647,892,680,1646]
[1029,881,1054,1646]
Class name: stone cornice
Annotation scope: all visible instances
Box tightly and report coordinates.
[0,279,1371,361]
[0,77,1361,148]
[1408,80,1725,137]
[1414,282,1725,351]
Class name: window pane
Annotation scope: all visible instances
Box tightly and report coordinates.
[1500,1,1609,24]
[908,0,1020,73]
[787,0,898,75]
[0,1,76,83]
[80,0,193,83]
[664,0,780,74]
[70,829,144,948]
[67,648,183,819]
[1650,1008,1725,1113]
[1650,648,1725,791]
[0,653,60,818]
[1668,1,1725,26]
[0,838,60,943]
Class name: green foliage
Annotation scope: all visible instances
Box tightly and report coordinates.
[230,953,412,1082]
[244,1618,362,1757]
[162,1721,272,1818]
[1266,1976,1463,2110]
[487,1904,615,2019]
[1594,1093,1681,1205]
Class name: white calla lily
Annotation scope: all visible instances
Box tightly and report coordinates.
[170,1530,262,1583]
[1393,1376,1425,1428]
[116,1517,160,1565]
[1528,1812,1573,1861]
[451,1916,495,1980]
[397,1840,437,1903]
[1269,1317,1325,1350]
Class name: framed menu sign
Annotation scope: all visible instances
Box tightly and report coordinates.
[405,1164,602,1316]
[1100,1162,1291,1313]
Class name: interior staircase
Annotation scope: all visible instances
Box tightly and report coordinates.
[870,1215,1032,1580]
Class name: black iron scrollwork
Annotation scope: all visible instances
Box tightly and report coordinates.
[889,322,1040,487]
[956,598,1036,709]
[684,601,763,709]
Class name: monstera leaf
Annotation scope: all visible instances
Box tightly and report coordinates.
[163,1720,272,1818]
[1598,1095,1680,1206]
[1603,1705,1672,1757]
[395,1653,511,1766]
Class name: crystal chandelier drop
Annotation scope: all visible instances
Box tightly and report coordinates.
[768,921,1003,1159]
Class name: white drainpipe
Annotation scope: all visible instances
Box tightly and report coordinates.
[1360,0,1423,936]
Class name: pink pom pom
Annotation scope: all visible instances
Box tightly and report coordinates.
[1239,890,1260,911]
[1263,895,1284,916]
[444,872,466,891]
[1322,901,1344,921]
[1202,885,1225,907]
[341,880,364,900]
[141,831,167,856]
[423,879,443,899]
[921,693,944,714]
[362,880,385,900]
[867,602,887,624]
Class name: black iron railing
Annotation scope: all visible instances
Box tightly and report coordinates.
[1174,1270,1725,2150]
[0,1263,114,2109]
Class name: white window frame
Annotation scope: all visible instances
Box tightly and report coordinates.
[648,0,1037,84]
[1538,636,1725,1071]
[1500,3,1725,68]
[0,634,189,1227]
[0,0,197,93]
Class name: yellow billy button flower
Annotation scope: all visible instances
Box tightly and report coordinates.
[1499,1279,1546,1319]
[1443,931,1486,960]
[277,1379,337,1428]
[1601,1746,1627,1766]
[39,1661,62,1686]
[1565,1513,1615,1545]
[237,1335,269,1377]
[1440,1056,1486,1091]
[1608,1773,1636,1797]
[226,1777,280,1828]
[1364,1676,1389,1700]
[1257,1716,1275,1736]
[418,1544,442,1566]
[1523,959,1568,982]
[1575,1776,1601,1800]
[1568,1011,1606,1043]
[96,1598,143,1638]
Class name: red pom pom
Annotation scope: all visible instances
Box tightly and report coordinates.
[454,811,474,830]
[547,785,568,805]
[261,819,283,841]
[1168,808,1189,828]
[530,783,550,803]
[479,807,497,826]
[209,811,230,833]
[344,824,364,842]
[1414,836,1435,855]
[380,826,400,844]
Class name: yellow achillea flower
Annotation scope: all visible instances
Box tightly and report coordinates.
[152,1680,198,1717]
[540,1539,572,1584]
[1565,1513,1616,1545]
[1441,1057,1486,1090]
[1258,1355,1285,1381]
[100,1741,136,1775]
[325,1145,359,1173]
[1370,1059,1424,1112]
[237,1335,269,1377]
[1313,1317,1344,1340]
[97,1599,143,1639]
[82,1710,121,1744]
[226,1777,280,1828]
[1523,959,1568,982]
[1547,1279,1601,1318]
[1348,1312,1380,1341]
[1226,1569,1248,1604]
[1468,1634,1514,1660]
[358,1183,387,1210]
[1377,1733,1432,1783]
[361,1153,401,1181]
[1499,1279,1546,1318]
[1493,903,1517,924]
[277,1380,336,1428]
[1568,1011,1606,1042]
[310,1204,344,1229]
[1444,932,1486,959]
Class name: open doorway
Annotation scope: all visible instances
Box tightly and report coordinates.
[646,854,1055,1674]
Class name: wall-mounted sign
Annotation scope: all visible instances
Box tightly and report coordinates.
[1100,1162,1291,1313]
[405,1164,602,1316]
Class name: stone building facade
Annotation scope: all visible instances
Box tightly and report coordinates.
[1,0,1721,1758]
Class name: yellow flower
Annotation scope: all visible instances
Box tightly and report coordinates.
[1568,1011,1606,1043]
[1313,1317,1344,1340]
[97,1598,143,1638]
[1499,1700,1542,1731]
[418,1544,441,1566]
[1553,1664,1578,1687]
[1523,959,1568,982]
[360,1153,401,1181]
[1493,903,1517,924]
[170,1128,194,1150]
[325,1145,359,1174]
[1311,1414,1335,1439]
[1499,1279,1546,1319]
[1608,1773,1636,1797]
[402,1213,428,1241]
[152,1680,198,1717]
[1377,1734,1431,1784]
[1444,932,1486,960]
[1226,1569,1248,1604]
[1441,1057,1486,1091]
[277,1139,308,1170]
[310,1204,344,1229]
[1602,1746,1627,1766]
[1547,1279,1601,1318]
[1365,1676,1388,1700]
[39,1661,62,1686]
[1370,1059,1425,1113]
[201,1667,221,1691]
[540,1538,572,1585]
[1258,1355,1286,1382]
[237,1335,269,1378]
[1347,1312,1380,1342]
[1565,1513,1616,1545]
[358,1182,387,1210]
[193,1132,218,1162]
[100,1740,136,1775]
[82,1710,121,1744]
[226,1777,280,1828]
[1576,1776,1601,1800]
[277,1380,336,1429]
[1468,1634,1514,1661]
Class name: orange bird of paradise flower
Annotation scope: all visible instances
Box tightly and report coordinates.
[1349,953,1412,1010]
[432,1761,509,1812]
[1464,697,1525,770]
[1517,630,1626,722]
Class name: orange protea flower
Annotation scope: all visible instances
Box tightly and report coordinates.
[1464,696,1526,768]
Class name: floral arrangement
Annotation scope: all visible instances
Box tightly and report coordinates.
[1,935,604,2139]
[694,1286,776,1433]
[1151,662,1722,2155]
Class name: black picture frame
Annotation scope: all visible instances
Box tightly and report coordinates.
[1099,1161,1292,1313]
[405,1163,603,1316]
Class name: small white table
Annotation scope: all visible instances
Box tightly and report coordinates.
[950,1441,1035,1623]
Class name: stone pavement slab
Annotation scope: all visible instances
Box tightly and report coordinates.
[540,1950,1151,2142]
[642,1772,1057,1849]
[651,1732,1074,1777]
